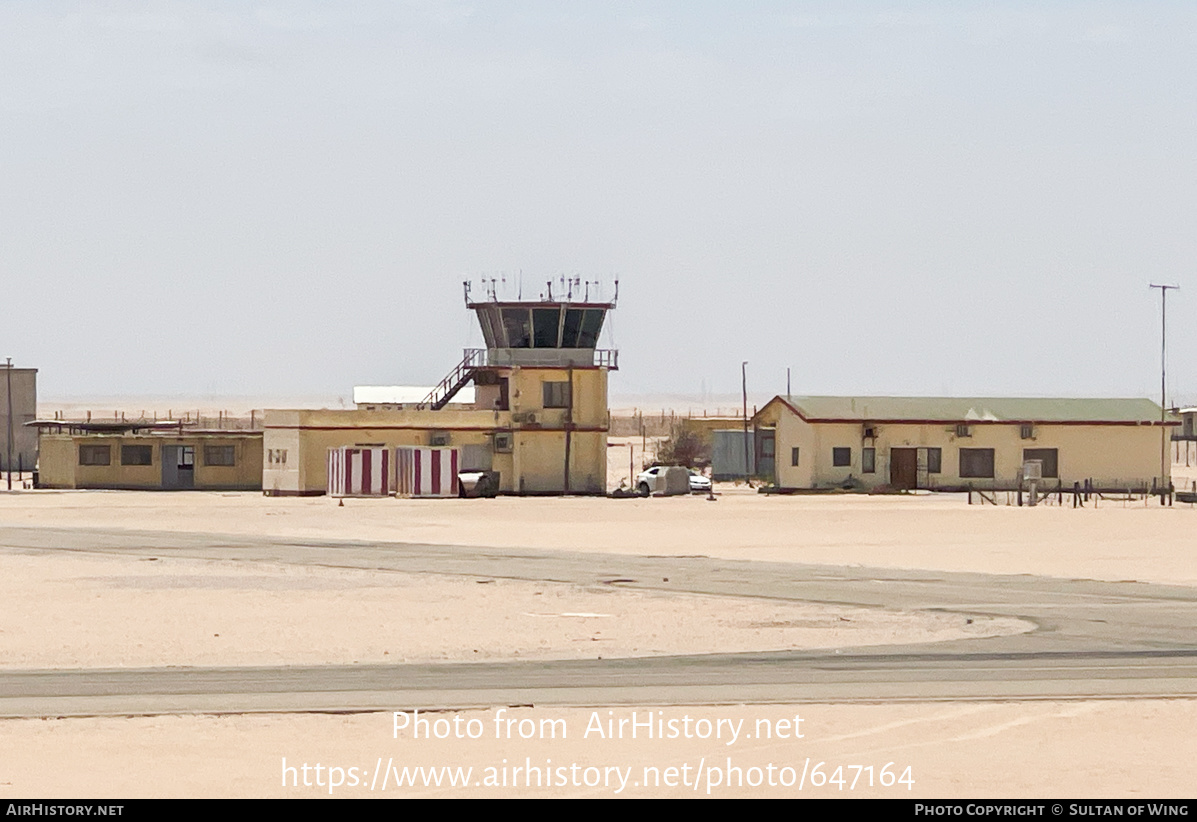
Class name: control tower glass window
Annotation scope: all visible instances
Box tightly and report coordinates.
[533,308,561,348]
[502,309,532,348]
[562,309,584,348]
[577,309,605,348]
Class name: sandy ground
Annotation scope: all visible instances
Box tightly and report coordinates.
[0,551,1029,670]
[4,701,1194,798]
[4,484,1197,586]
[1,484,1194,798]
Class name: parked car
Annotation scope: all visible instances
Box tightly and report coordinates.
[688,469,712,494]
[635,465,691,497]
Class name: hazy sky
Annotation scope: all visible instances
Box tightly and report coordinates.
[4,1,1196,404]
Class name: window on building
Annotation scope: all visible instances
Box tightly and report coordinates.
[267,449,288,466]
[956,424,972,438]
[959,448,995,478]
[501,308,532,348]
[121,445,152,466]
[561,309,584,348]
[204,445,236,466]
[832,447,851,467]
[79,445,111,466]
[576,309,605,348]
[926,447,942,474]
[1022,448,1058,478]
[862,447,876,473]
[542,381,571,409]
[1020,424,1034,439]
[532,308,562,348]
[791,447,800,467]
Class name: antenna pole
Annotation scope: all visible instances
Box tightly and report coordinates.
[742,361,751,484]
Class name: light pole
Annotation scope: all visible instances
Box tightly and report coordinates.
[1149,284,1179,488]
[5,358,12,491]
[741,361,750,484]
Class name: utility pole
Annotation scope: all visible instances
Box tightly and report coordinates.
[5,358,12,491]
[1150,284,1179,488]
[742,361,750,483]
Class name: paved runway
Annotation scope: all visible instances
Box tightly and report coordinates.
[2,526,1195,716]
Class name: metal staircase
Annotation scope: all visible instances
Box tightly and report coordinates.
[418,349,486,410]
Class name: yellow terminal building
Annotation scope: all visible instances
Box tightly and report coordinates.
[35,421,263,491]
[262,282,618,496]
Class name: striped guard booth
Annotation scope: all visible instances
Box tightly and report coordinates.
[396,447,460,497]
[327,447,391,497]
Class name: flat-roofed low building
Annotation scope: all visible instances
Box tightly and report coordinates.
[1175,407,1197,440]
[353,385,475,411]
[34,421,262,490]
[0,364,37,473]
[752,396,1177,492]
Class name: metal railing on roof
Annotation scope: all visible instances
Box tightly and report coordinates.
[466,348,619,370]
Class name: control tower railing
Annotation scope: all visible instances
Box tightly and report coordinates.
[473,348,619,370]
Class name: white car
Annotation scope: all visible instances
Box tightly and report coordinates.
[688,469,712,494]
[636,466,709,496]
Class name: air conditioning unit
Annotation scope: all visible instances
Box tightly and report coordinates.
[512,412,537,424]
[429,431,450,447]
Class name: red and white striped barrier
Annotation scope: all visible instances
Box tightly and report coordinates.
[396,447,460,497]
[327,447,391,497]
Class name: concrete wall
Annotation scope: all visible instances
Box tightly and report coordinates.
[37,433,263,490]
[679,417,743,446]
[0,367,37,471]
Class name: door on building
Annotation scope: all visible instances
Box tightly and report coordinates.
[890,448,918,490]
[161,445,195,489]
[755,428,776,484]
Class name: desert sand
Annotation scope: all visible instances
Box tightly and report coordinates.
[0,483,1194,798]
[0,550,1029,670]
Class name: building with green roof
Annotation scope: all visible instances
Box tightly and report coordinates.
[749,395,1177,492]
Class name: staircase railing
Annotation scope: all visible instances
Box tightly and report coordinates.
[418,349,487,410]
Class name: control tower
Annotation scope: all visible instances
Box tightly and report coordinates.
[260,279,619,497]
[421,280,618,411]
[414,278,618,494]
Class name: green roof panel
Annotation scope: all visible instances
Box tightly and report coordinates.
[779,396,1169,424]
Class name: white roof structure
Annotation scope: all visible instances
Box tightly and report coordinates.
[353,385,476,406]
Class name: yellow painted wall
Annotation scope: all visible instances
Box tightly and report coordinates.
[37,436,75,488]
[680,417,744,447]
[262,366,610,495]
[755,404,816,489]
[761,404,1163,488]
[37,434,263,490]
[762,403,1171,490]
